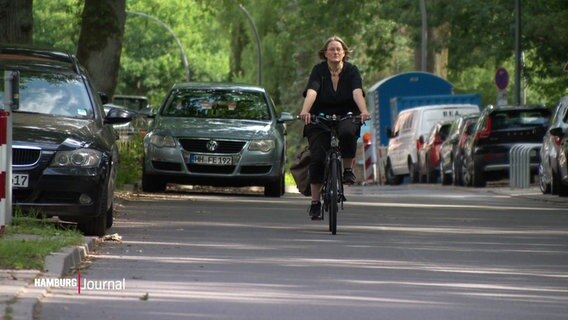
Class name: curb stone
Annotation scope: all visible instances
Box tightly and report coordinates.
[1,237,97,320]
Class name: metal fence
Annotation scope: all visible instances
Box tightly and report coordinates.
[509,143,541,188]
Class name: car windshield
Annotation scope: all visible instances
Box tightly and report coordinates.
[162,89,270,121]
[8,71,93,119]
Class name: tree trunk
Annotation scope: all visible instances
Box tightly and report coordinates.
[76,0,126,97]
[0,0,33,44]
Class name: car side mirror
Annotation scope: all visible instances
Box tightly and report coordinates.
[386,127,393,138]
[278,112,294,123]
[418,135,425,145]
[104,107,133,125]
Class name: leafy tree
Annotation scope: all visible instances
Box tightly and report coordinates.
[76,0,126,98]
[378,0,567,107]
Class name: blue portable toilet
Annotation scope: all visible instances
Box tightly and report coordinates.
[366,72,453,146]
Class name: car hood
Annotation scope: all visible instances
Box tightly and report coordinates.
[154,117,273,139]
[12,112,97,150]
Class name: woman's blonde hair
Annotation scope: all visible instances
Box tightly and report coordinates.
[318,35,351,61]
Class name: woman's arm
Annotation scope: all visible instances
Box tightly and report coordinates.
[299,89,317,124]
[353,88,371,120]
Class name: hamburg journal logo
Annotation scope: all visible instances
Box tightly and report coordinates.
[34,272,126,294]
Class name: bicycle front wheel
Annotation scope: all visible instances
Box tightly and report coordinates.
[328,154,339,235]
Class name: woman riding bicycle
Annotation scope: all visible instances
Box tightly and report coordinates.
[298,35,371,220]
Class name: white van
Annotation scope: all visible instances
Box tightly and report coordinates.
[385,104,480,185]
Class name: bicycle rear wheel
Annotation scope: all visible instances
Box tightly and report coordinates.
[328,154,339,235]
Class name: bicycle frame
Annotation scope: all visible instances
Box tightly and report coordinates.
[312,113,360,234]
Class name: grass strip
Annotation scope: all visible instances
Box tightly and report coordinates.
[0,212,83,270]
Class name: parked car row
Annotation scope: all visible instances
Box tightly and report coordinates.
[384,103,481,185]
[389,100,568,197]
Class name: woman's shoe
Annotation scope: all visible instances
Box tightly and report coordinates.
[309,201,322,220]
[342,169,356,185]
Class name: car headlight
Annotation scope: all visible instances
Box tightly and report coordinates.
[150,135,176,148]
[249,139,275,152]
[50,149,102,167]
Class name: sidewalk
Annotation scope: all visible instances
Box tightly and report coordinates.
[0,238,96,320]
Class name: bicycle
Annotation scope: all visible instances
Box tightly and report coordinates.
[304,113,362,235]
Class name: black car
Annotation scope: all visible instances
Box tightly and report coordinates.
[0,47,132,236]
[438,113,479,185]
[462,104,551,187]
[539,96,568,196]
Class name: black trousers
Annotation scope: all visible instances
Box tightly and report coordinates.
[303,119,361,184]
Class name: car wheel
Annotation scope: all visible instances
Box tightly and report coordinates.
[142,173,167,193]
[551,167,560,195]
[385,161,402,185]
[440,160,451,185]
[538,163,551,194]
[264,175,283,197]
[472,162,486,188]
[462,158,472,187]
[78,186,108,237]
[426,157,436,183]
[452,158,462,186]
[558,181,568,197]
[106,203,114,229]
[408,160,419,183]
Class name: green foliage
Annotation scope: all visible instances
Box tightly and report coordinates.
[116,134,144,189]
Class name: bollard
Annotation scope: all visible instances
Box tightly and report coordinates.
[0,110,9,233]
[509,143,541,188]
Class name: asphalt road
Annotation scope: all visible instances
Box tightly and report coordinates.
[38,185,568,320]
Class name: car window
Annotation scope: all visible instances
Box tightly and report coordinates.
[439,123,451,140]
[162,89,270,121]
[491,110,549,129]
[14,71,93,119]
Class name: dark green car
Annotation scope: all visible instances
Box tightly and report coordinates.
[143,82,294,197]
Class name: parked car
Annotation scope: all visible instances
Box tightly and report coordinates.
[142,82,294,197]
[112,94,151,113]
[462,104,551,187]
[0,46,133,236]
[539,96,568,196]
[417,119,453,183]
[439,113,480,185]
[385,104,480,185]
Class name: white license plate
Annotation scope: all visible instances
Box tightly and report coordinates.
[190,154,233,166]
[12,174,29,188]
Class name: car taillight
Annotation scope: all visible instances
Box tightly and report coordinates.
[554,136,561,146]
[476,116,492,139]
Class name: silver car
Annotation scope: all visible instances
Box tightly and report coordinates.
[142,82,294,197]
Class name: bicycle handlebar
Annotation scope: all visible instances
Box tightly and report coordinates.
[296,113,364,124]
